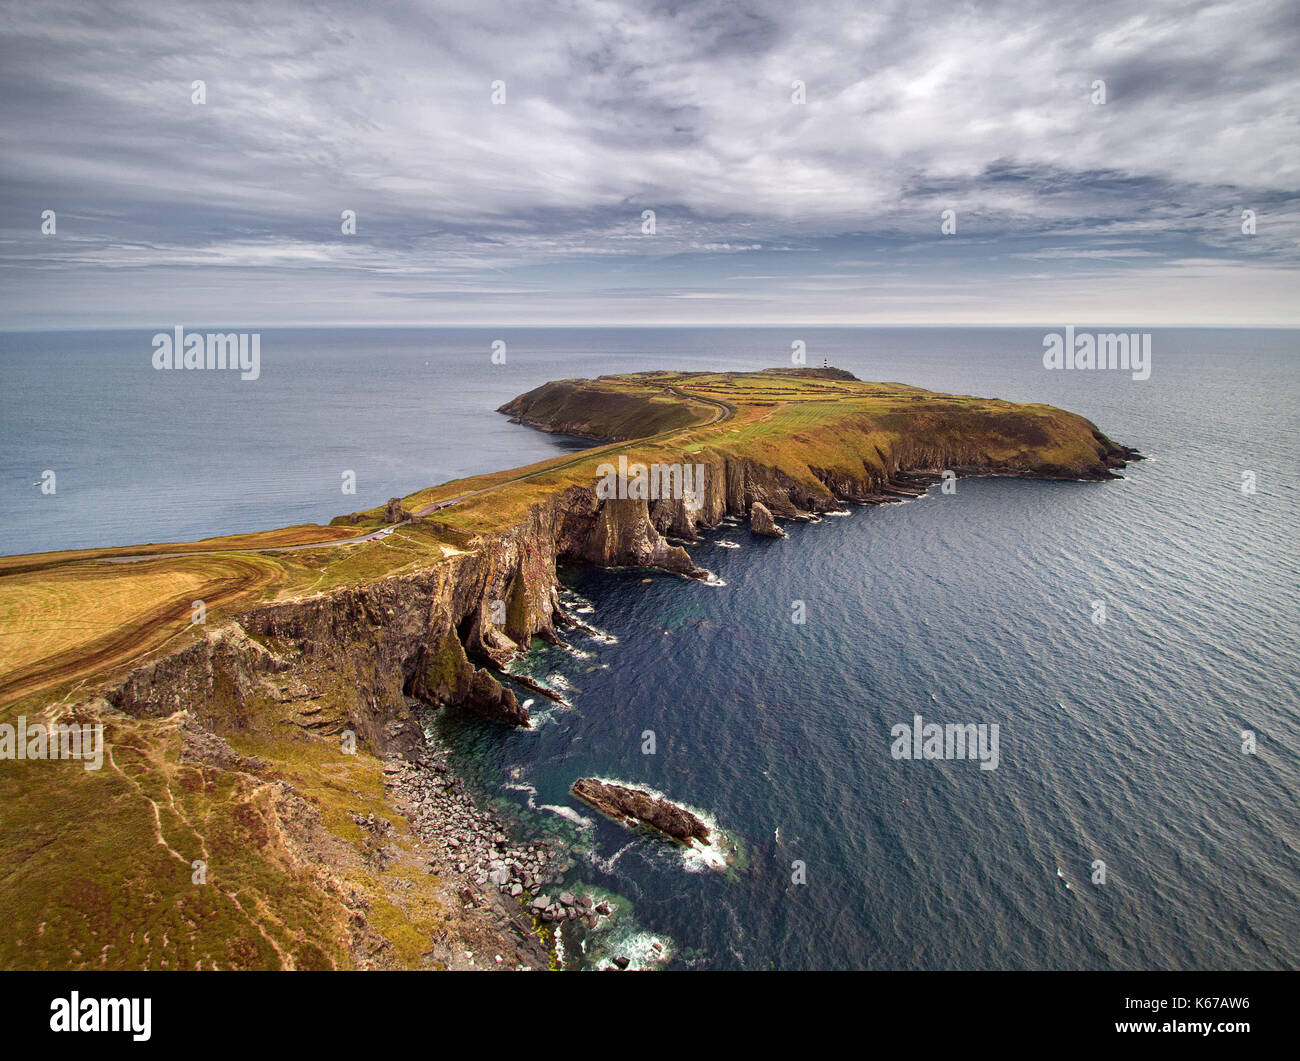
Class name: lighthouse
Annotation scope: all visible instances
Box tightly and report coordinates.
[822,356,828,368]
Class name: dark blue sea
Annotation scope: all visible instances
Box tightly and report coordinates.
[2,327,1296,969]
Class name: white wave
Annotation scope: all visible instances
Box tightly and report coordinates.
[681,835,729,873]
[714,539,741,549]
[824,509,852,517]
[587,840,638,875]
[597,930,672,970]
[539,804,595,828]
[522,705,555,730]
[505,782,594,827]
[504,781,538,804]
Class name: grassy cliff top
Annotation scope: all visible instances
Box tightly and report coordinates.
[0,365,1134,970]
[1,367,1126,712]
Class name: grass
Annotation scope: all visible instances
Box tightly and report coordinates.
[1,368,1116,711]
[0,554,286,711]
[0,365,1124,969]
[0,709,352,969]
[498,377,717,440]
[0,682,461,969]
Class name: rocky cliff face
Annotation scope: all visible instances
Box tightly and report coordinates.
[109,510,551,740]
[101,404,1139,749]
[103,479,708,744]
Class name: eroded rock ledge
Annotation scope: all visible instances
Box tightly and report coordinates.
[571,778,710,845]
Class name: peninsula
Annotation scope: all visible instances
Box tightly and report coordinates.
[0,368,1139,970]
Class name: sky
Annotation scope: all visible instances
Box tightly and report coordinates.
[1,0,1297,328]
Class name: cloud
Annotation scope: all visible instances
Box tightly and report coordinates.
[0,0,1296,325]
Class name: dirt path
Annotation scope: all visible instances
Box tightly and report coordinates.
[0,558,276,707]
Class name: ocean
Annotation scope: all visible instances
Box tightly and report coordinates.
[2,326,1297,969]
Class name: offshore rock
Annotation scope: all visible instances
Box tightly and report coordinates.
[749,501,786,538]
[571,778,710,845]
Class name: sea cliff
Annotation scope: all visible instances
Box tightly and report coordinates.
[0,368,1139,970]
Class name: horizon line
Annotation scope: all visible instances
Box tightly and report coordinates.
[3,321,1299,333]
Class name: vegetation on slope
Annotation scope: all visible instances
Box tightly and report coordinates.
[0,366,1136,969]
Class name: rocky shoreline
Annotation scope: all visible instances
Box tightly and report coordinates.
[379,730,641,968]
[379,738,565,969]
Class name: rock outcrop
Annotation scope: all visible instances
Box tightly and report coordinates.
[558,486,706,578]
[571,778,710,845]
[749,501,786,538]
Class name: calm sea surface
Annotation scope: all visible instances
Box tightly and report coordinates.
[3,327,1296,968]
